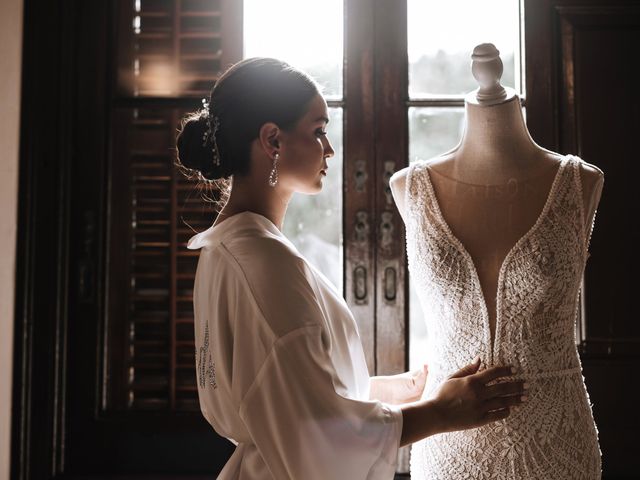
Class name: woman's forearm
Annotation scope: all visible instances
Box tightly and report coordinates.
[399,399,442,446]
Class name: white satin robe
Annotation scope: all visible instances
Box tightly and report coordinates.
[187,211,402,479]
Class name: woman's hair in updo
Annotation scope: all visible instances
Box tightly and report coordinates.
[176,57,321,185]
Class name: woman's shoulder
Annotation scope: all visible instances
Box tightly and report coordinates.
[190,211,308,284]
[221,234,327,338]
[194,212,325,333]
[222,227,304,273]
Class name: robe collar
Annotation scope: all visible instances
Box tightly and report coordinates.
[186,211,283,250]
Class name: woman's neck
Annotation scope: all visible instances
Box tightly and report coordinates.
[216,176,292,231]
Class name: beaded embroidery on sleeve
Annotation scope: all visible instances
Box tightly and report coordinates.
[197,322,217,390]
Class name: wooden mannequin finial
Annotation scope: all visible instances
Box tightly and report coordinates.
[468,43,516,105]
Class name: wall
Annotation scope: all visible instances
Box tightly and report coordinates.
[0,0,23,477]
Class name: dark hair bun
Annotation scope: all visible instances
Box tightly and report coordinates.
[176,111,221,180]
[177,58,320,182]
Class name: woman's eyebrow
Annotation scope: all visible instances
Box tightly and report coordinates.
[313,115,330,124]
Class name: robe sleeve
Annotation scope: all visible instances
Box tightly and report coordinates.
[238,324,403,480]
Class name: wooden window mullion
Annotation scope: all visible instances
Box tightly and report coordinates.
[373,0,409,376]
[344,0,377,372]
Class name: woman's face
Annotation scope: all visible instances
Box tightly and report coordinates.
[278,94,335,194]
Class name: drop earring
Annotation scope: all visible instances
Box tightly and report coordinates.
[268,152,279,187]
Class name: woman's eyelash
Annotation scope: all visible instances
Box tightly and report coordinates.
[316,129,328,136]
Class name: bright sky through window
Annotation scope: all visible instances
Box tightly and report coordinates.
[408,0,522,96]
[244,0,343,70]
[408,0,520,60]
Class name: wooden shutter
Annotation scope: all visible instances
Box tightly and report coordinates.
[117,0,241,98]
[109,107,220,412]
[107,0,241,413]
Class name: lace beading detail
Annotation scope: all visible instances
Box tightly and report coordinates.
[406,155,601,479]
[197,322,217,390]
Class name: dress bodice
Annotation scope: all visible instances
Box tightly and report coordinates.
[405,154,601,479]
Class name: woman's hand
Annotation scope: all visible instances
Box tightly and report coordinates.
[399,358,527,446]
[431,359,527,433]
[369,364,428,405]
[401,364,429,403]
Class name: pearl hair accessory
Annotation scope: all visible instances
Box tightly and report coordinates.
[268,153,279,187]
[201,98,221,166]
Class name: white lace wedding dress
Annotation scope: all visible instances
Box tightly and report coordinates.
[406,155,601,479]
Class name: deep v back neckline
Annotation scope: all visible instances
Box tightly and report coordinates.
[421,154,571,361]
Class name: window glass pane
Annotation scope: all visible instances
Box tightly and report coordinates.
[408,107,464,370]
[409,107,465,163]
[408,0,522,97]
[244,0,343,99]
[283,108,343,292]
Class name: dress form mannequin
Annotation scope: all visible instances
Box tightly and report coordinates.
[391,43,604,345]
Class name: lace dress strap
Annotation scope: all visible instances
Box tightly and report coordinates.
[404,161,431,230]
[404,161,416,222]
[567,155,586,252]
[568,154,600,258]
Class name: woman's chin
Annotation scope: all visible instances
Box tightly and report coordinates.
[292,174,325,195]
[308,180,323,195]
[299,182,323,195]
[315,173,328,191]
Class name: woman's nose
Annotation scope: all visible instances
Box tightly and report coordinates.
[323,137,335,159]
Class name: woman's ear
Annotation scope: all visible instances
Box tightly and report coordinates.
[258,122,280,156]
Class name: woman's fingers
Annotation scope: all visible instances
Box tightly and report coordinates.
[483,407,511,422]
[449,357,481,378]
[483,380,527,399]
[411,364,428,382]
[412,364,428,389]
[484,394,527,412]
[474,365,515,384]
[404,364,429,402]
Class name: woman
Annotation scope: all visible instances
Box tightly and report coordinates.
[176,57,526,479]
